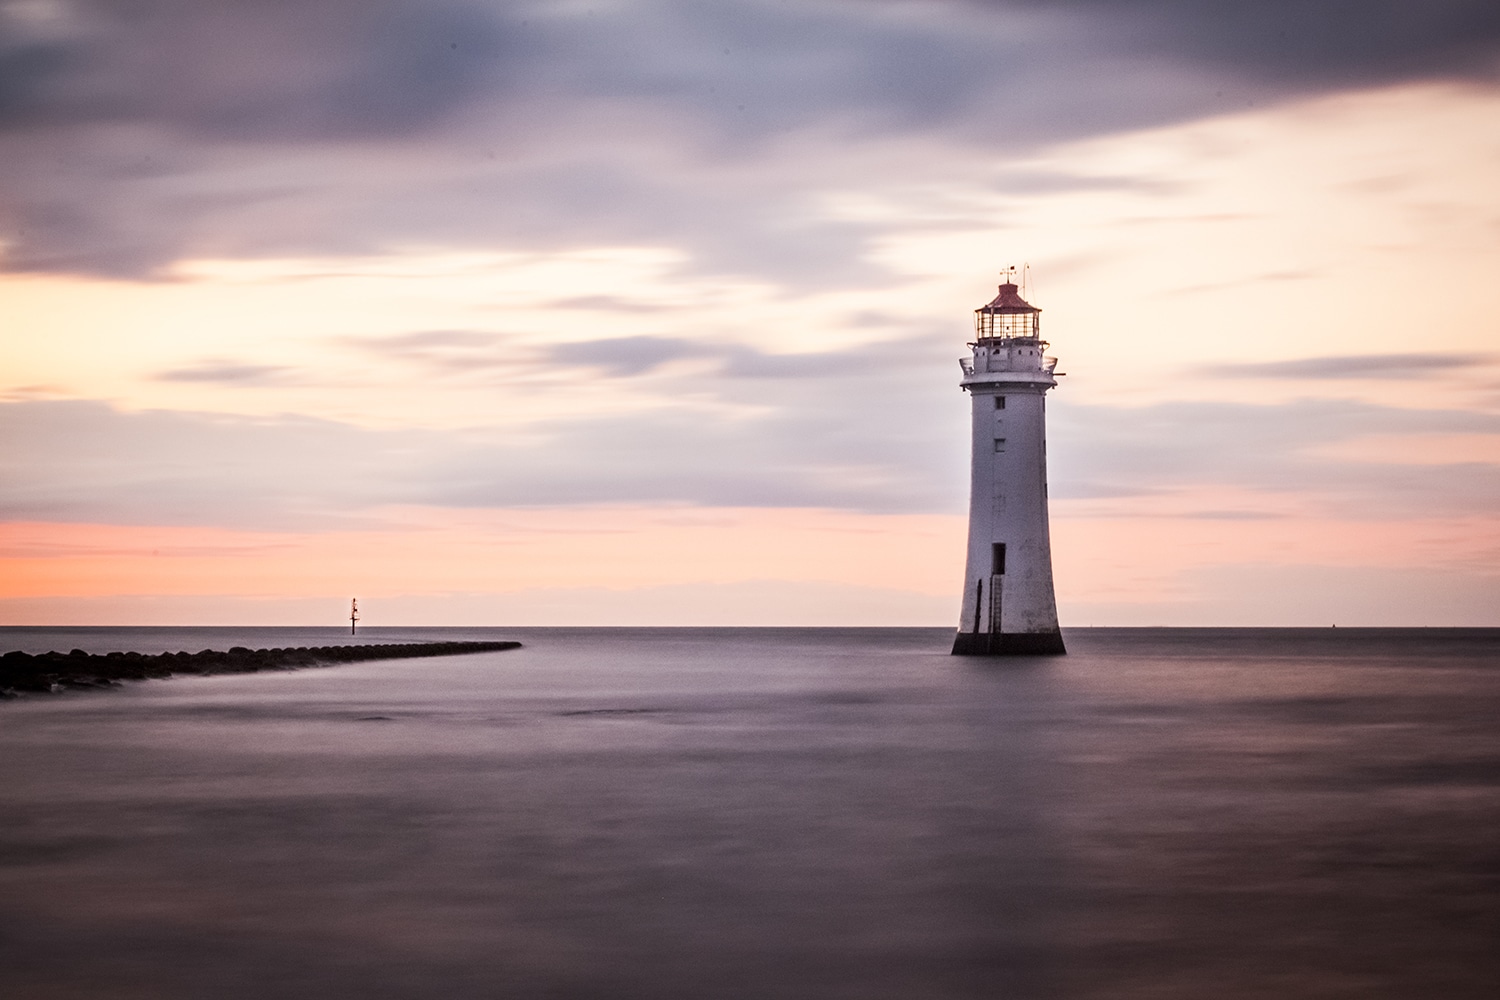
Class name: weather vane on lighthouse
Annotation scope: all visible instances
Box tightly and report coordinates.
[951,268,1066,655]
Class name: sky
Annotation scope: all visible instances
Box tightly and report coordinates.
[1,0,1498,626]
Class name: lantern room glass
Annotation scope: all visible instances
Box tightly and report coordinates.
[974,310,1039,340]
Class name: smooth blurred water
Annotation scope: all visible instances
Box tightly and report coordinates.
[0,627,1496,999]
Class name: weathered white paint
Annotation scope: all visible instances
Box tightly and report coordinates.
[953,281,1064,655]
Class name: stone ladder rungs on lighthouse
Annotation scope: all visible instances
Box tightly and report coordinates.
[952,268,1066,656]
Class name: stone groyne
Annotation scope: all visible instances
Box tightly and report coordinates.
[0,640,522,697]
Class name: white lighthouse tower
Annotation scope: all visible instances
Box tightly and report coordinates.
[952,270,1066,656]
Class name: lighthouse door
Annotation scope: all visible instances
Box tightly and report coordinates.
[988,544,1006,634]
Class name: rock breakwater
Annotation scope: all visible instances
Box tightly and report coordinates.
[0,640,522,698]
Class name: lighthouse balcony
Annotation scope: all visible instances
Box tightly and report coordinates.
[960,367,1058,389]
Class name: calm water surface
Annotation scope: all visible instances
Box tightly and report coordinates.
[1,627,1496,999]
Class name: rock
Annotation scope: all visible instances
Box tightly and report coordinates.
[0,640,522,700]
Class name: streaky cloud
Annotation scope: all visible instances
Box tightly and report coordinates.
[2,1,1497,281]
[994,1,1500,87]
[2,392,1498,531]
[154,360,297,385]
[546,336,708,377]
[1201,353,1493,380]
[1048,396,1500,517]
[547,295,680,314]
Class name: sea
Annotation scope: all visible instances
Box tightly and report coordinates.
[0,626,1496,999]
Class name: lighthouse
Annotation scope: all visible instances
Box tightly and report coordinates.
[952,270,1066,656]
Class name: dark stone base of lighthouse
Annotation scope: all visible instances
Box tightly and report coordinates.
[950,631,1067,656]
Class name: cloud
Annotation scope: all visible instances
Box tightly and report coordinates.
[538,334,920,380]
[0,1,515,139]
[364,330,502,350]
[546,336,706,377]
[333,328,948,385]
[547,295,678,314]
[154,360,297,385]
[1048,396,1500,516]
[1007,1,1500,88]
[0,400,425,528]
[1201,353,1494,380]
[4,384,1499,532]
[6,2,1495,144]
[2,1,1497,281]
[0,330,967,526]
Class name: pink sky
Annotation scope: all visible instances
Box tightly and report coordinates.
[2,2,1497,626]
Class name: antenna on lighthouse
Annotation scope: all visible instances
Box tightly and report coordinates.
[350,598,359,636]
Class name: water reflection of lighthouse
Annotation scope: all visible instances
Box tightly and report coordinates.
[951,270,1066,656]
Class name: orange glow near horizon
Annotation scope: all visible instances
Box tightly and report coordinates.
[0,507,962,602]
[4,501,1496,626]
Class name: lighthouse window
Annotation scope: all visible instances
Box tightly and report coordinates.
[994,396,1006,409]
[992,543,1007,576]
[993,438,1007,452]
